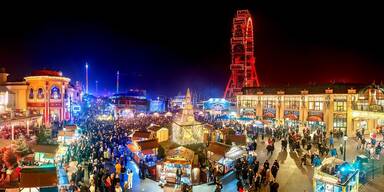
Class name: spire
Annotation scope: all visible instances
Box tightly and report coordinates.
[185,88,191,103]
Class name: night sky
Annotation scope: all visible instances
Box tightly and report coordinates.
[0,2,384,98]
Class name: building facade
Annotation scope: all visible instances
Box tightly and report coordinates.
[110,90,149,117]
[237,83,384,137]
[24,70,71,126]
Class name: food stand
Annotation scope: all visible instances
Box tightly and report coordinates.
[313,157,359,192]
[163,146,199,185]
[32,145,58,165]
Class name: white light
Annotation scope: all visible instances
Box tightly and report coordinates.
[85,63,89,68]
[343,136,348,141]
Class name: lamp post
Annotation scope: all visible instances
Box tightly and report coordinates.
[343,136,348,161]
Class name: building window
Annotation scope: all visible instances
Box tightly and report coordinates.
[284,97,300,110]
[309,101,323,111]
[37,88,44,99]
[334,118,347,128]
[334,101,346,112]
[263,100,275,109]
[51,86,61,99]
[29,88,34,99]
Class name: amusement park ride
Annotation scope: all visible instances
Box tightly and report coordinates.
[224,10,260,101]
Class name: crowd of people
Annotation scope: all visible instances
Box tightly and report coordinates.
[116,115,171,130]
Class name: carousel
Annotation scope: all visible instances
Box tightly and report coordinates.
[313,157,359,192]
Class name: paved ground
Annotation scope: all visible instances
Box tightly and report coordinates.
[360,174,384,192]
[62,134,384,192]
[191,134,384,192]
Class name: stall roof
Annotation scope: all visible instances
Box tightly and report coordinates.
[147,125,162,132]
[132,130,152,139]
[228,135,247,145]
[58,130,75,137]
[137,139,159,150]
[127,144,139,153]
[221,128,236,135]
[207,142,231,156]
[32,144,59,154]
[225,146,246,160]
[166,146,195,164]
[20,166,57,188]
[64,125,77,131]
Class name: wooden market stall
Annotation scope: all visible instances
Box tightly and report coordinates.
[207,142,231,174]
[19,166,58,191]
[162,146,200,185]
[32,144,58,165]
[147,125,169,143]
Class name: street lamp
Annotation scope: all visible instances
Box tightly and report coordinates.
[343,136,348,161]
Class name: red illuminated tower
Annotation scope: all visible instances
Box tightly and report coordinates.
[224,10,260,101]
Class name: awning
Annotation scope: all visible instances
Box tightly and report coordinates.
[261,120,272,124]
[284,114,298,120]
[307,115,322,122]
[263,112,275,118]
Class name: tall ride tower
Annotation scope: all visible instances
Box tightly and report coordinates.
[224,10,260,101]
[116,70,120,94]
[85,62,89,94]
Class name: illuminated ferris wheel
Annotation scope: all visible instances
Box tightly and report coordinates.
[224,10,260,100]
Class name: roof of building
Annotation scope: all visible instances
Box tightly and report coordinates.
[243,83,368,95]
[132,130,152,139]
[30,70,63,77]
[4,81,27,86]
[136,139,159,150]
[207,142,231,156]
